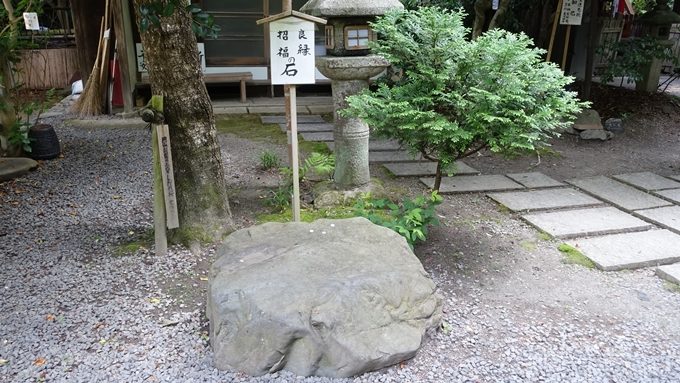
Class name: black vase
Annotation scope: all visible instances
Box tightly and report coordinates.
[28,124,61,160]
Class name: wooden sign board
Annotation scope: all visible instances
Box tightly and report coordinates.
[156,124,179,229]
[270,17,316,85]
[560,0,585,25]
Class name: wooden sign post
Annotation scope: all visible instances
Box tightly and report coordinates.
[257,3,326,222]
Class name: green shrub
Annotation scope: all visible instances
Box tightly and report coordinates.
[353,191,443,248]
[342,7,587,192]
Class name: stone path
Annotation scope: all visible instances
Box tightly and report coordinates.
[262,114,680,282]
[0,158,39,182]
[484,172,680,279]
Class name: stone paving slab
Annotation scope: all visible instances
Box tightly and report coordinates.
[214,106,248,114]
[307,105,334,114]
[655,189,680,204]
[506,172,564,188]
[0,158,39,182]
[566,230,680,271]
[522,207,653,239]
[279,123,333,133]
[248,106,291,114]
[261,115,324,124]
[384,161,479,177]
[420,175,524,194]
[636,206,680,233]
[300,132,334,142]
[567,176,672,211]
[488,188,602,212]
[326,140,403,152]
[370,151,426,163]
[656,263,680,285]
[613,172,680,191]
[670,175,680,182]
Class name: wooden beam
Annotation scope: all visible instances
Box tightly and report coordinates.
[112,0,134,112]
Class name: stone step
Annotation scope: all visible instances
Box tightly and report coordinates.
[522,207,653,239]
[279,123,333,133]
[488,188,603,212]
[261,115,325,124]
[635,206,680,234]
[654,188,680,204]
[612,172,680,191]
[566,230,680,271]
[506,172,564,189]
[384,161,479,177]
[420,175,524,194]
[370,151,427,164]
[300,132,333,142]
[670,175,680,182]
[656,263,680,285]
[567,176,672,211]
[326,140,403,152]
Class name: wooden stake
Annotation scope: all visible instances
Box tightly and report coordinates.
[561,25,572,72]
[290,85,301,222]
[546,0,563,62]
[150,95,168,256]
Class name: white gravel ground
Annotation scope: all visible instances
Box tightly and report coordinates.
[1,108,680,382]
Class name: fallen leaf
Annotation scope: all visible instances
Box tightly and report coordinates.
[46,314,55,321]
[160,319,180,327]
[99,338,107,345]
[33,357,46,366]
[0,359,8,366]
[148,298,161,304]
[199,277,208,281]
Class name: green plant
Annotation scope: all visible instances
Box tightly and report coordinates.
[301,152,335,180]
[353,191,444,248]
[138,1,220,38]
[342,7,587,192]
[259,150,281,170]
[265,184,293,211]
[598,36,679,87]
[558,243,595,269]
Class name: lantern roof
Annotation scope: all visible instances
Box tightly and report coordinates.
[300,0,404,17]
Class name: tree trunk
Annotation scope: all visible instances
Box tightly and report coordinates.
[71,0,106,80]
[133,0,232,243]
[433,161,442,193]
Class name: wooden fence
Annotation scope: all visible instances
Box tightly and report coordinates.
[14,48,79,89]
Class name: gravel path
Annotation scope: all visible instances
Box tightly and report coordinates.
[1,110,680,382]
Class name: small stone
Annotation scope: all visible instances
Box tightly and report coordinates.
[604,118,624,134]
[579,129,613,141]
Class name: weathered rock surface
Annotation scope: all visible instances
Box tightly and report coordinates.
[207,218,442,378]
[572,109,603,131]
[0,157,38,182]
[580,129,613,141]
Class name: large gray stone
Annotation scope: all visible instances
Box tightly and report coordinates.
[326,139,402,151]
[579,129,613,141]
[0,157,39,182]
[636,206,680,233]
[506,172,564,188]
[384,161,479,177]
[657,263,680,285]
[488,188,602,212]
[207,218,442,378]
[613,172,680,191]
[566,230,680,271]
[301,0,404,17]
[572,109,602,130]
[567,176,672,211]
[421,175,524,194]
[522,207,653,239]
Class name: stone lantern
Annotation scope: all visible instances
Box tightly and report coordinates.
[301,0,403,189]
[635,3,680,93]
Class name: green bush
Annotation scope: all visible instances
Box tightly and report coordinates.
[342,7,586,192]
[598,36,679,87]
[353,191,443,248]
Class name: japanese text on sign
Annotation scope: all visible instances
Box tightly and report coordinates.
[560,0,584,25]
[270,17,316,85]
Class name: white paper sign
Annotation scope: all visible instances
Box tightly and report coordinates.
[560,0,585,25]
[270,17,315,85]
[492,0,499,10]
[23,12,40,30]
[136,43,206,73]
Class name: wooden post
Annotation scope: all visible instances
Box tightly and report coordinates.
[150,95,168,256]
[290,85,301,222]
[546,0,563,62]
[111,0,134,112]
[283,0,293,167]
[583,0,600,101]
[562,25,572,71]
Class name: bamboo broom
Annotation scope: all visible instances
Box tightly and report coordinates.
[71,17,105,116]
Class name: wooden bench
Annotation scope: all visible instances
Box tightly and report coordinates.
[139,71,253,103]
[203,72,253,103]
